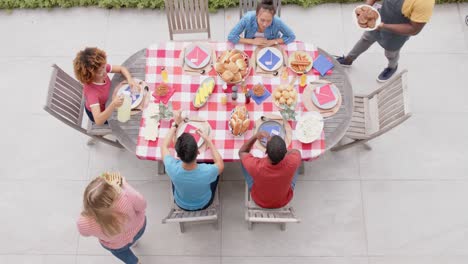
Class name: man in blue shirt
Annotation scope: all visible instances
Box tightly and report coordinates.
[228,0,295,46]
[161,112,224,211]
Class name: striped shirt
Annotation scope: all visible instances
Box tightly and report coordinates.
[228,11,296,45]
[77,182,147,249]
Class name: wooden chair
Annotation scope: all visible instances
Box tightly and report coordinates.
[239,0,282,19]
[245,184,300,231]
[331,70,411,151]
[43,64,122,148]
[164,0,211,41]
[162,186,220,233]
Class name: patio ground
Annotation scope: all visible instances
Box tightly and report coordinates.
[0,3,467,264]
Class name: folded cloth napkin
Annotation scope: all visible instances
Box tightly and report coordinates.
[314,84,336,105]
[249,88,271,105]
[183,123,201,143]
[186,46,209,67]
[258,49,281,71]
[154,85,175,104]
[313,54,335,76]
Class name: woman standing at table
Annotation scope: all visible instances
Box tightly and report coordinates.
[73,47,137,125]
[77,174,147,264]
[228,0,296,46]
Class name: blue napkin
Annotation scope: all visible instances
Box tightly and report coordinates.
[313,54,335,76]
[249,88,271,105]
[258,50,281,70]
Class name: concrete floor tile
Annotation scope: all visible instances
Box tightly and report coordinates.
[222,256,368,264]
[0,114,90,181]
[0,181,84,254]
[105,9,169,57]
[369,256,468,264]
[285,4,345,56]
[221,181,366,256]
[359,113,468,180]
[0,8,108,57]
[77,255,221,264]
[0,255,76,264]
[363,180,468,255]
[303,148,360,180]
[404,4,466,53]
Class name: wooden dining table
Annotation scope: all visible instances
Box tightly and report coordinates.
[109,41,353,173]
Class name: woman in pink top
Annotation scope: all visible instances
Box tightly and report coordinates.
[73,47,137,125]
[77,175,147,264]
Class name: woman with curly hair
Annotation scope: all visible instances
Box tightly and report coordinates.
[73,47,137,125]
[77,174,147,264]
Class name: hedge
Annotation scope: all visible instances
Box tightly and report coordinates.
[0,0,466,10]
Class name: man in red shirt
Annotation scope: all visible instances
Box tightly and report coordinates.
[239,131,301,208]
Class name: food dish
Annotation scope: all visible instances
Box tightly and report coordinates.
[257,120,286,147]
[229,106,249,136]
[311,83,340,110]
[117,84,143,109]
[215,49,251,84]
[256,47,283,72]
[288,51,313,74]
[184,44,211,69]
[193,77,216,108]
[353,5,381,31]
[154,83,169,97]
[252,83,265,97]
[273,84,298,109]
[295,112,324,144]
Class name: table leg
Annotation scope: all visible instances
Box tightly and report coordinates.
[299,161,304,175]
[158,161,166,175]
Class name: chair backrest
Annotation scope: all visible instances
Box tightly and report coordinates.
[44,64,86,134]
[164,0,211,41]
[239,0,281,19]
[366,69,411,138]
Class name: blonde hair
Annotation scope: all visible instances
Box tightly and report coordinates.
[73,47,107,84]
[81,177,125,237]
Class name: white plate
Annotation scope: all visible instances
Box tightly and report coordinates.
[295,112,324,144]
[117,84,143,109]
[176,121,211,147]
[256,47,283,72]
[352,4,381,31]
[184,44,211,69]
[288,51,313,74]
[311,83,340,110]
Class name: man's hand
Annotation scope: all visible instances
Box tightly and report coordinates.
[173,110,183,125]
[255,131,270,142]
[128,78,138,93]
[196,129,211,147]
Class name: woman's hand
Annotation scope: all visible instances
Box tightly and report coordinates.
[128,78,139,93]
[111,95,124,108]
[252,37,268,46]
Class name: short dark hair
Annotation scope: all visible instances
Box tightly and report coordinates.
[175,133,198,163]
[256,0,276,16]
[266,135,287,165]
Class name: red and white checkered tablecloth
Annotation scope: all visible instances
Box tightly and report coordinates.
[137,41,326,161]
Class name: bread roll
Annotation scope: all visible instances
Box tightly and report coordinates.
[230,53,243,63]
[220,50,232,63]
[232,72,242,83]
[233,119,242,136]
[221,70,234,82]
[229,119,236,132]
[235,59,247,70]
[241,119,250,133]
[215,62,225,73]
[226,62,239,74]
